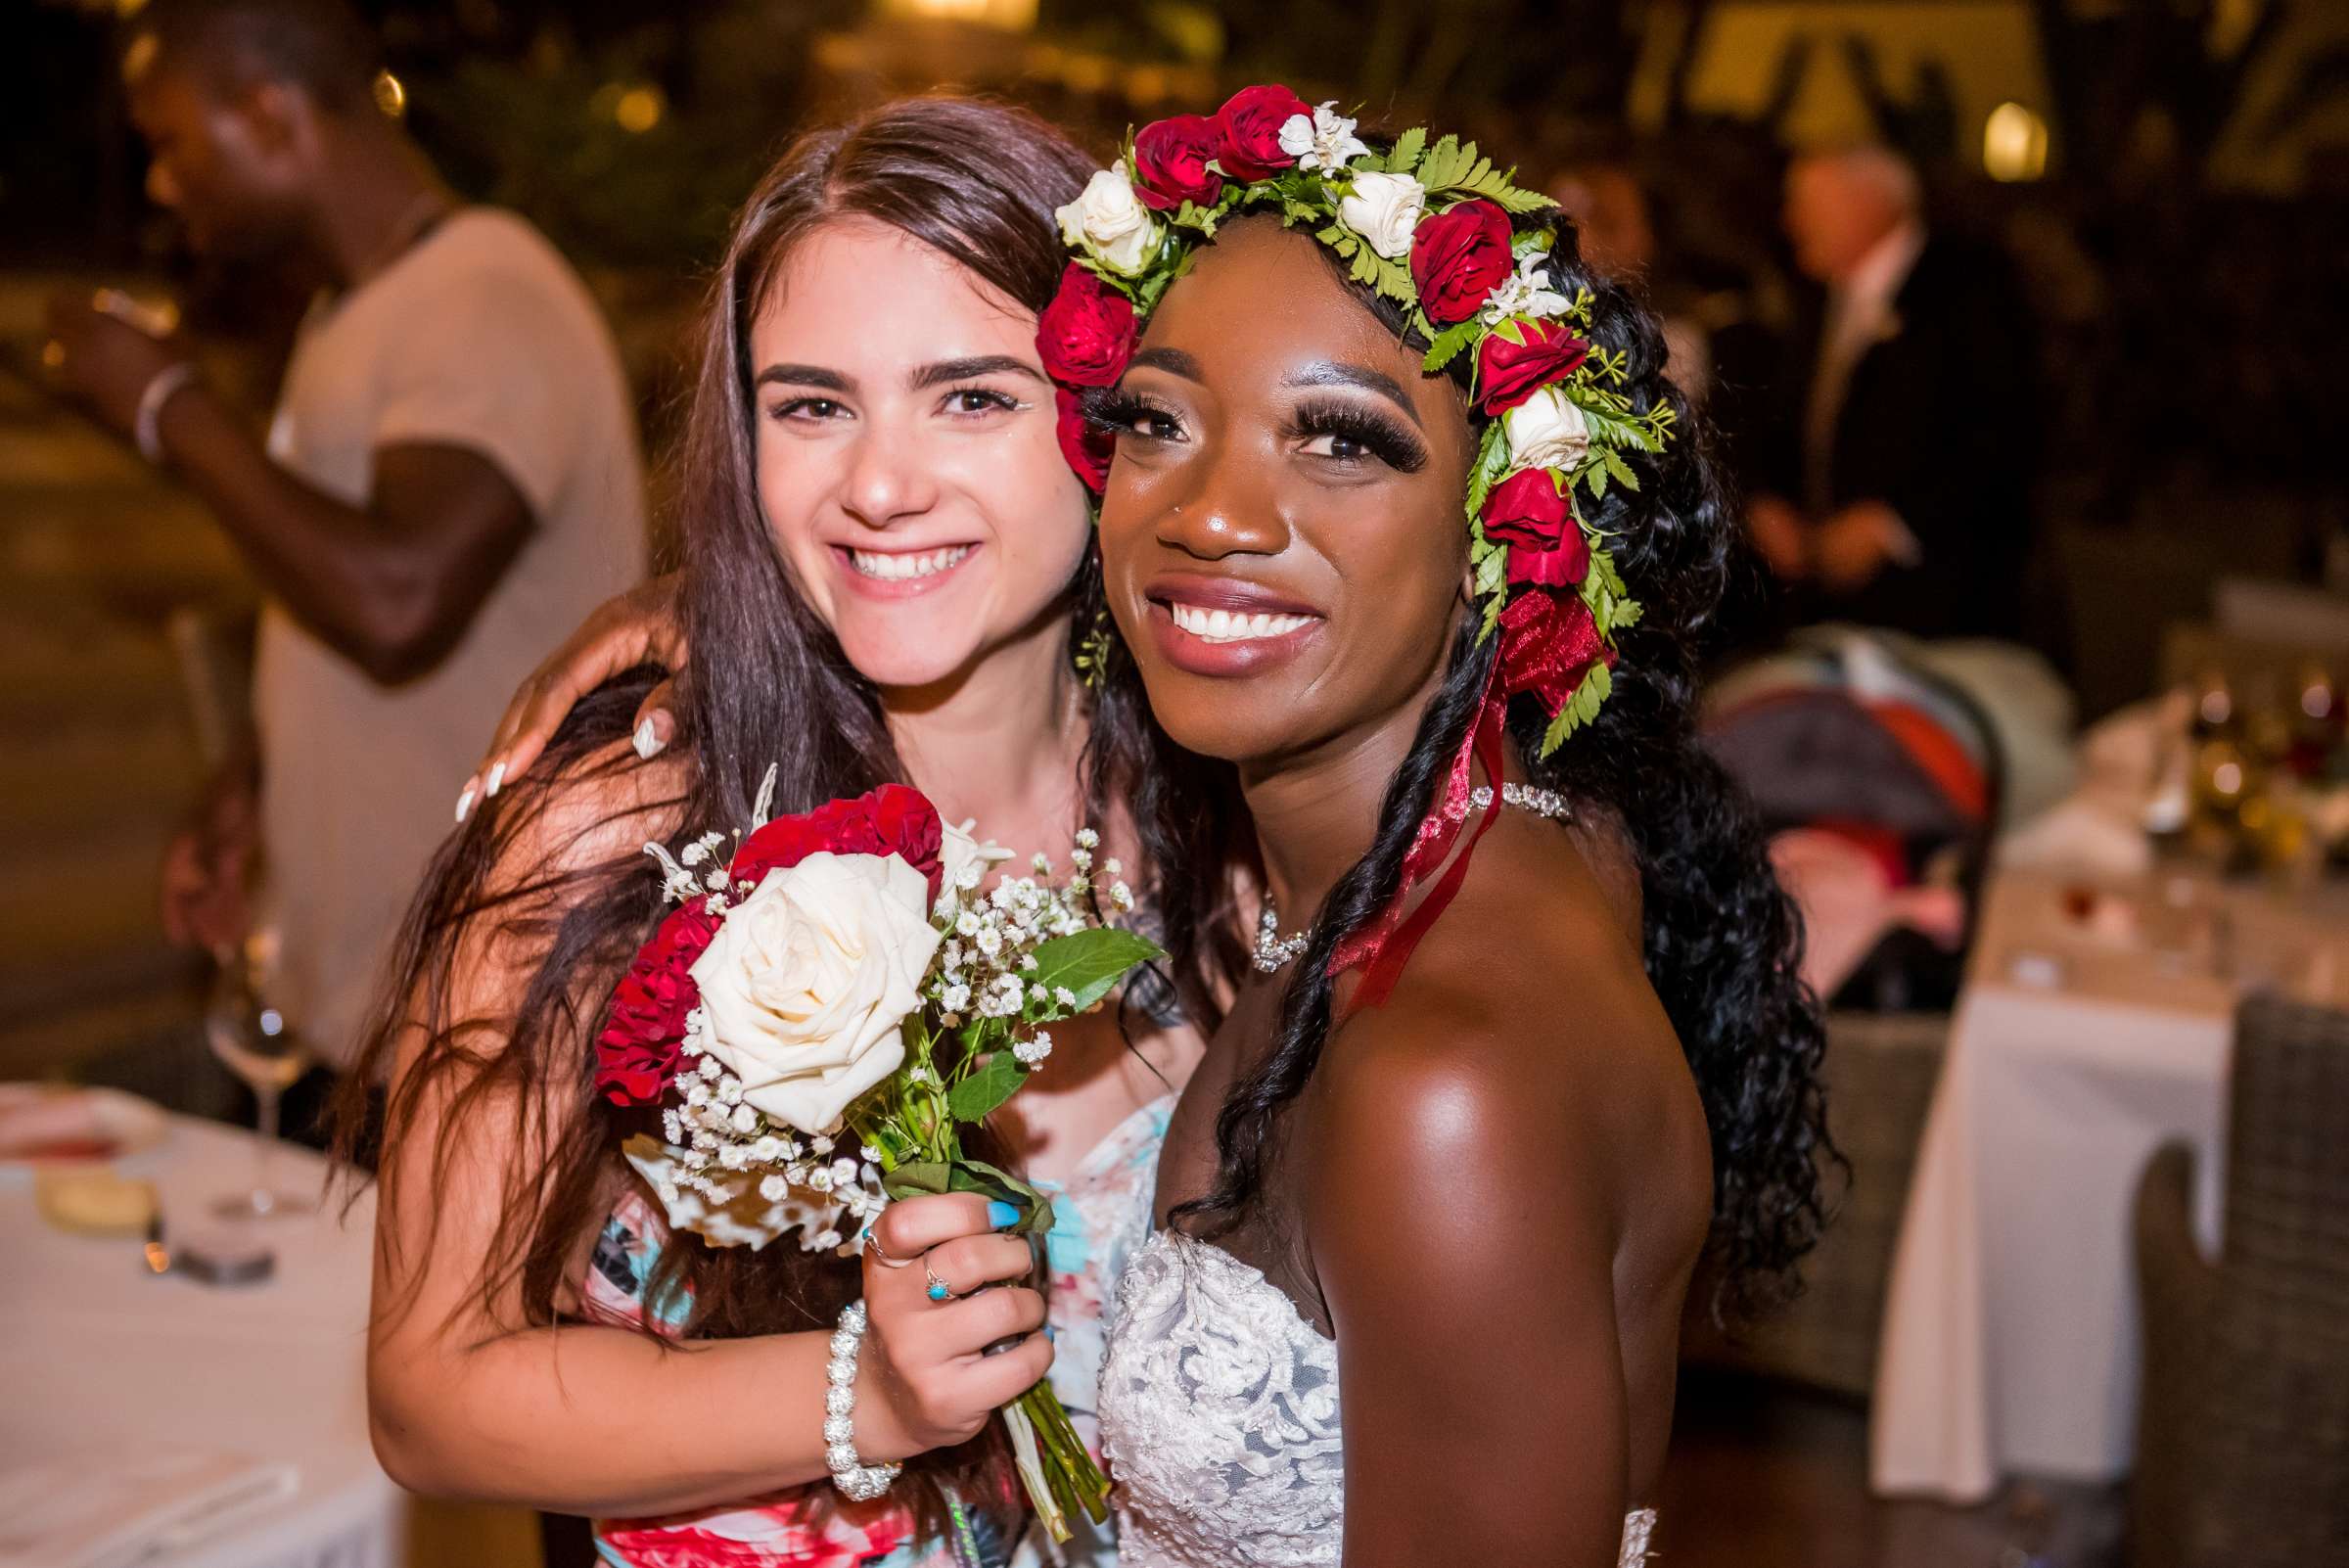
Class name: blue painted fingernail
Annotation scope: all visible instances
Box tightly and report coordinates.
[1043,1324,1056,1343]
[987,1200,1021,1229]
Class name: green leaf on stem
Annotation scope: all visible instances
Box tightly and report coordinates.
[883,1158,1056,1237]
[945,1049,1029,1124]
[1026,927,1163,1018]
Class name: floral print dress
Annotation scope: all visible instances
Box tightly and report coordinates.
[582,1095,1175,1568]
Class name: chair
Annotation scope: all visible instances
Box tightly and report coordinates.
[2132,992,2349,1568]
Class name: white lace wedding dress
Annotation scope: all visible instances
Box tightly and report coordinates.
[1098,1230,1658,1568]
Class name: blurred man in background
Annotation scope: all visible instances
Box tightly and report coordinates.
[1744,145,2039,643]
[41,0,646,1126]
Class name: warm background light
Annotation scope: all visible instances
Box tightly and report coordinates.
[1983,99,2049,181]
[589,81,668,135]
[613,85,665,135]
[878,0,1037,32]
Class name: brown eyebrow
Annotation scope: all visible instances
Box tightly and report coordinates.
[910,355,1048,390]
[1282,361,1423,429]
[756,363,853,392]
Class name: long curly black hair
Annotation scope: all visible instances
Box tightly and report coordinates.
[1161,175,1834,1321]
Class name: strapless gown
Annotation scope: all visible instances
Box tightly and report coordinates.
[1098,1229,1658,1568]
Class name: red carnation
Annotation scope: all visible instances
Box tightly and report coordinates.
[732,784,945,900]
[1132,114,1223,211]
[1410,200,1514,326]
[593,897,721,1105]
[1036,264,1136,390]
[1476,318,1590,416]
[1056,388,1114,493]
[1212,84,1311,182]
[1482,469,1590,588]
[1497,587,1614,715]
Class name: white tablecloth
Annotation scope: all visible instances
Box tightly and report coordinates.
[1,1113,403,1568]
[1868,868,2346,1500]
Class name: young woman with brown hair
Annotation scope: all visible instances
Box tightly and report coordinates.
[344,97,1242,1568]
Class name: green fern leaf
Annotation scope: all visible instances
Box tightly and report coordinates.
[1421,319,1478,373]
[1416,134,1468,191]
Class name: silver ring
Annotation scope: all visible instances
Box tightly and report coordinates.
[863,1229,912,1269]
[924,1261,958,1303]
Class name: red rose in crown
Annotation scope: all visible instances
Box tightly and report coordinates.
[1211,84,1311,181]
[1132,114,1223,211]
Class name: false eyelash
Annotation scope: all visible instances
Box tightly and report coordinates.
[1289,399,1428,474]
[1088,391,1184,440]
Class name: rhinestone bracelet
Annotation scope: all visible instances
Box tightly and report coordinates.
[824,1299,901,1501]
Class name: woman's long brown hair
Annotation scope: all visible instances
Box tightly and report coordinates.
[333,95,1247,1538]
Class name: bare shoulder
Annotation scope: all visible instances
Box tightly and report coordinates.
[1307,812,1712,1237]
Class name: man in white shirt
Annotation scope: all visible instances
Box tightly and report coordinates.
[1744,146,2039,643]
[42,0,647,1098]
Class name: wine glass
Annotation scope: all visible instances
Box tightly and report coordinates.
[205,931,315,1221]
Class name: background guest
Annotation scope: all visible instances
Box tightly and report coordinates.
[38,0,647,1132]
[1548,158,1716,405]
[1743,145,2041,644]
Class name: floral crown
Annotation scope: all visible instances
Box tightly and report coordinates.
[1036,84,1677,757]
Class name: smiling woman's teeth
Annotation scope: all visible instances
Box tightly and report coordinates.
[1170,602,1314,643]
[849,545,971,581]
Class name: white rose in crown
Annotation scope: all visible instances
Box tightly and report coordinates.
[1339,171,1426,260]
[1058,161,1162,277]
[1504,386,1592,473]
[690,851,943,1134]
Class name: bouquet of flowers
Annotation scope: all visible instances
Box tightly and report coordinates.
[591,774,1155,1540]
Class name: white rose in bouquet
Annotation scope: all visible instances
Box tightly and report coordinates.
[690,851,942,1134]
[1338,170,1426,259]
[1503,385,1592,473]
[1057,162,1162,277]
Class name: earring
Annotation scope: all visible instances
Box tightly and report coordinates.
[1073,595,1120,692]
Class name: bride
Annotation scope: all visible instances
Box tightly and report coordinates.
[473,89,1829,1567]
[1055,94,1830,1564]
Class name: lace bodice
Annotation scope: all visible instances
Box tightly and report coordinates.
[1098,1230,1658,1568]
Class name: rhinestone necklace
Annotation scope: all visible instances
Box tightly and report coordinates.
[1251,782,1573,973]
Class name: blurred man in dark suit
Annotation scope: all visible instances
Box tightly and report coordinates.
[1744,146,2040,642]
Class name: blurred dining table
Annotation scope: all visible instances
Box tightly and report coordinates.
[1,1104,529,1568]
[1868,860,2349,1501]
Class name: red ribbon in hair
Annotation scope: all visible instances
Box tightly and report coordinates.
[1327,589,1612,1013]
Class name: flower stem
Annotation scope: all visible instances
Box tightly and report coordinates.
[1007,1382,1109,1539]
